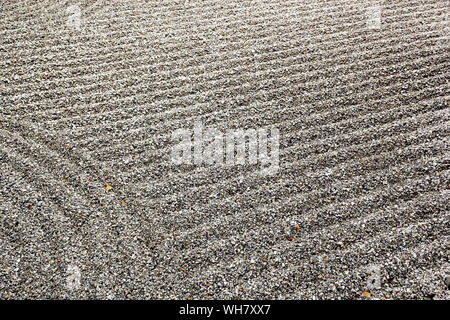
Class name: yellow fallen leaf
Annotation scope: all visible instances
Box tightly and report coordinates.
[105,184,112,191]
[121,201,126,206]
[362,291,371,297]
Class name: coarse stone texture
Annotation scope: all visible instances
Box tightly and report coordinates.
[0,0,449,299]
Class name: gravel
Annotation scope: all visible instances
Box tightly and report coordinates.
[0,0,449,299]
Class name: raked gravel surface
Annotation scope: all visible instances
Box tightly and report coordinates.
[0,0,449,299]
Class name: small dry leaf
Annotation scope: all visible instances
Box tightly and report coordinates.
[105,184,112,191]
[362,291,371,297]
[121,201,126,206]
